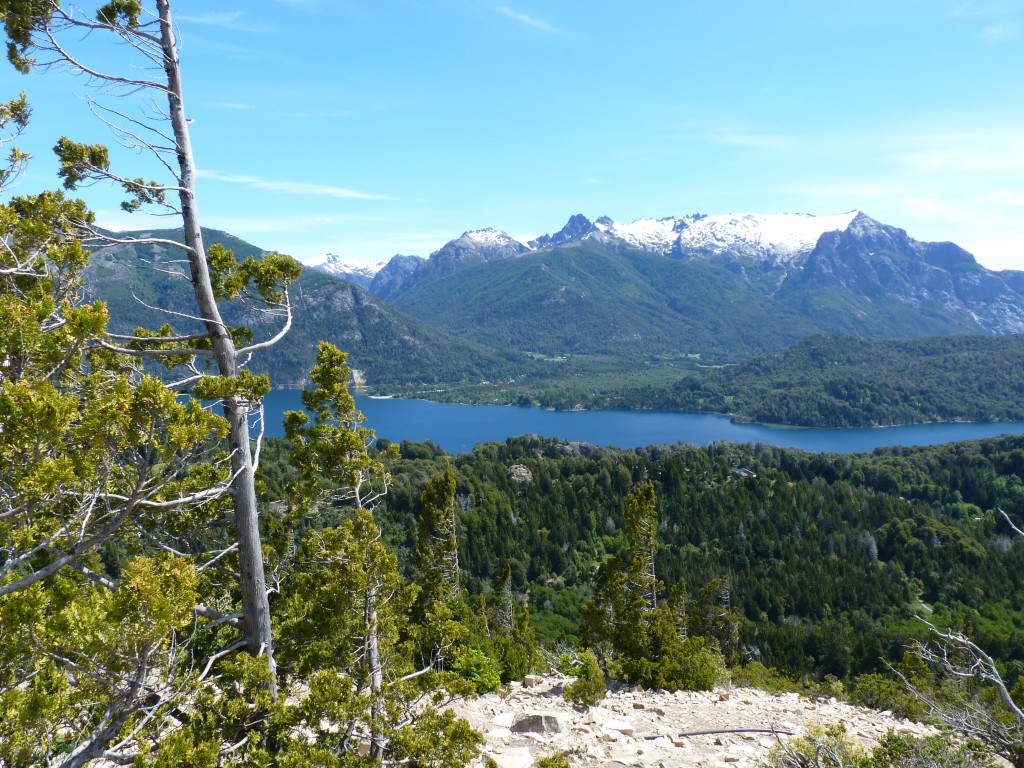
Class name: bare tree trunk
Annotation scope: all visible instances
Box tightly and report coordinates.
[366,582,385,759]
[156,0,276,695]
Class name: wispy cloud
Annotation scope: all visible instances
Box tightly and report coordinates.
[708,126,793,152]
[982,20,1019,38]
[951,2,1014,19]
[951,2,1020,39]
[177,12,272,34]
[196,170,388,200]
[209,101,256,111]
[494,6,564,35]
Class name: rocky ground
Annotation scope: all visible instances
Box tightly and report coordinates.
[448,675,942,768]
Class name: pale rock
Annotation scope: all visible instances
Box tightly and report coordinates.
[510,713,566,735]
[522,674,545,688]
[603,718,636,736]
[486,727,512,740]
[492,712,517,728]
[484,746,532,768]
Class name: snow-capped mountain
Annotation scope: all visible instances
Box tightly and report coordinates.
[310,254,386,289]
[535,211,862,267]
[429,228,529,270]
[365,228,529,299]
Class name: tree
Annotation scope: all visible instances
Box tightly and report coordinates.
[582,481,724,691]
[0,75,265,764]
[416,461,462,609]
[1,0,303,695]
[280,343,481,765]
[902,509,1024,768]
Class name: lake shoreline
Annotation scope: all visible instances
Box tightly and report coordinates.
[258,389,1024,456]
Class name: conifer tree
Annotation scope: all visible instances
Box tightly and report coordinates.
[1,0,302,695]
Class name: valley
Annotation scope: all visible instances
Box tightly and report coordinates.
[87,210,1024,429]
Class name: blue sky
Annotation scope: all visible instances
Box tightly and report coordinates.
[7,0,1024,270]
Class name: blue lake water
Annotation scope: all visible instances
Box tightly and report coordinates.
[259,390,1024,456]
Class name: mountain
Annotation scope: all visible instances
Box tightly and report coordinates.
[84,228,526,389]
[372,211,1024,362]
[390,240,822,362]
[365,229,529,300]
[310,254,384,289]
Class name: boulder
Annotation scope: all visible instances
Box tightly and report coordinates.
[511,713,567,735]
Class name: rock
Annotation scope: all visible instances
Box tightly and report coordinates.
[603,718,636,736]
[583,706,609,724]
[522,674,545,688]
[506,464,533,484]
[511,713,566,735]
[493,712,517,728]
[484,746,532,768]
[633,702,646,709]
[486,727,512,740]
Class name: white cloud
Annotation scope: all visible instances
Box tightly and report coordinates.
[494,6,564,35]
[209,101,256,111]
[196,170,388,200]
[709,126,793,152]
[177,12,272,34]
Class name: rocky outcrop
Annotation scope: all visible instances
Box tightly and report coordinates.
[507,465,534,484]
[449,675,941,768]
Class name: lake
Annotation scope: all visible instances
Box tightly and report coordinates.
[259,390,1024,455]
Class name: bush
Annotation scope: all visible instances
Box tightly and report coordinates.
[765,724,868,768]
[562,650,605,708]
[731,662,798,694]
[535,754,572,768]
[451,647,502,694]
[867,731,997,767]
[847,673,927,722]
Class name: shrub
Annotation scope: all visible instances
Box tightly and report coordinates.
[731,662,798,694]
[847,673,927,722]
[867,731,997,767]
[451,647,502,694]
[562,650,605,708]
[536,754,572,768]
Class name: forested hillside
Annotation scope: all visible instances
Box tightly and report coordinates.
[260,432,1024,685]
[87,230,529,388]
[622,334,1024,427]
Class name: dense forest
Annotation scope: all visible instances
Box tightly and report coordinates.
[654,334,1024,427]
[259,432,1024,685]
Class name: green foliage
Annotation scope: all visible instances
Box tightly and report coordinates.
[536,755,573,768]
[491,604,540,683]
[86,234,531,390]
[661,333,1024,428]
[847,673,927,722]
[766,727,999,768]
[451,646,502,694]
[562,649,606,707]
[731,662,800,694]
[867,731,996,768]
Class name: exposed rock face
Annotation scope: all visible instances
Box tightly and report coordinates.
[449,675,942,768]
[529,214,598,250]
[506,464,533,484]
[556,441,599,458]
[368,254,425,300]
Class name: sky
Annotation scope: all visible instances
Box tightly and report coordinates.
[5,0,1024,270]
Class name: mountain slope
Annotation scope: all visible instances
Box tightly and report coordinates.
[661,333,1024,427]
[85,228,526,388]
[390,237,995,363]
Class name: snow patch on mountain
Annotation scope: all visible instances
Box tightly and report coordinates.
[600,211,860,264]
[460,227,526,249]
[312,254,386,278]
[310,254,387,288]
